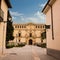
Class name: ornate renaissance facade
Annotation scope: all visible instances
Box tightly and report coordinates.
[13,23,45,45]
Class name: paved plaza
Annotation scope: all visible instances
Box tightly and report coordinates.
[0,45,57,60]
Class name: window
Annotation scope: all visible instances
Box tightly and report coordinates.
[43,26,44,28]
[45,25,50,29]
[41,25,42,28]
[20,26,21,28]
[19,33,21,37]
[22,25,23,28]
[30,33,32,37]
[15,25,17,28]
[36,26,37,28]
[19,40,20,42]
[18,26,19,28]
[38,26,39,28]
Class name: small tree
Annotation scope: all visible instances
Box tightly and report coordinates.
[6,20,14,44]
[41,30,46,43]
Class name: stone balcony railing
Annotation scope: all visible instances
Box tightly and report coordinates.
[0,8,4,22]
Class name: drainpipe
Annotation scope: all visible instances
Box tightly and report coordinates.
[0,0,1,8]
[48,4,54,40]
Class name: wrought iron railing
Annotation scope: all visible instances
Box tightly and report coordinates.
[0,8,4,22]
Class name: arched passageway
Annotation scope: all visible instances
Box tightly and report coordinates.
[29,39,33,45]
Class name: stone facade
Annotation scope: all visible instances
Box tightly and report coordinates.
[0,0,12,54]
[13,23,45,45]
[42,0,60,59]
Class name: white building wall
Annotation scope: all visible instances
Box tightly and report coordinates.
[46,0,60,50]
[0,0,8,53]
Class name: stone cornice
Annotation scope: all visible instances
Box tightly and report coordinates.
[42,0,56,14]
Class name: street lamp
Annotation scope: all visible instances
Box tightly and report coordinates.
[9,17,12,21]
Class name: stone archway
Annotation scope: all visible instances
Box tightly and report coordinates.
[29,39,33,45]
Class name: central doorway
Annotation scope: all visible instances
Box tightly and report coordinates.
[29,39,33,45]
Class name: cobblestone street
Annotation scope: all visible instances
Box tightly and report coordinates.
[0,45,57,60]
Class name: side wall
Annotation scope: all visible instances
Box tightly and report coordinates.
[46,0,60,59]
[0,0,8,53]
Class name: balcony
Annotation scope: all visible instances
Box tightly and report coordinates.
[0,8,4,22]
[45,25,50,29]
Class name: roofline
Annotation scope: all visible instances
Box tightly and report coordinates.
[13,22,46,25]
[5,0,12,8]
[42,0,50,12]
[13,23,46,25]
[42,0,56,13]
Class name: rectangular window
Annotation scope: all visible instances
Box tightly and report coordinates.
[15,26,17,28]
[19,33,21,37]
[19,40,20,42]
[30,33,32,37]
[36,26,37,28]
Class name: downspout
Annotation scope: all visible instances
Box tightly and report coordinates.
[48,4,54,40]
[0,0,1,9]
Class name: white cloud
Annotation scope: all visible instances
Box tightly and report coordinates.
[12,16,16,19]
[40,4,45,8]
[11,11,46,24]
[10,11,23,17]
[24,11,46,23]
[10,11,25,23]
[34,11,45,20]
[26,17,37,21]
[39,2,47,8]
[34,11,46,23]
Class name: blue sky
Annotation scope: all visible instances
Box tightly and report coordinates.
[10,0,48,24]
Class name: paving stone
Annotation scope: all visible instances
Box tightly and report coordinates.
[0,45,57,60]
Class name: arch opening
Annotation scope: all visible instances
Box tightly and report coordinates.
[29,39,33,45]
